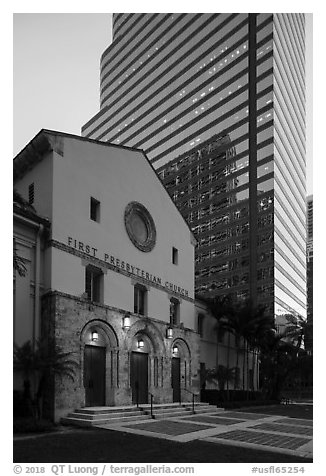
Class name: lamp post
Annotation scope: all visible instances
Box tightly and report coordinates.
[92,331,99,341]
[137,339,144,349]
[122,313,131,330]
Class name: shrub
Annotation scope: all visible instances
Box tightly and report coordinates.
[13,417,57,434]
[201,389,264,405]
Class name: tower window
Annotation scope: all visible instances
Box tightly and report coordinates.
[134,284,147,316]
[28,183,34,204]
[90,197,100,222]
[85,265,103,302]
[172,247,178,265]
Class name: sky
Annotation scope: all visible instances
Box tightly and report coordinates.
[13,12,313,193]
[13,13,112,155]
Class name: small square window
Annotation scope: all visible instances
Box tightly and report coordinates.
[90,197,100,222]
[172,247,178,265]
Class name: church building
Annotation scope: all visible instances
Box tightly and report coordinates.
[13,130,201,421]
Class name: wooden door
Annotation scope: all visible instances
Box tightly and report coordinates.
[131,352,148,404]
[84,345,106,406]
[172,357,181,402]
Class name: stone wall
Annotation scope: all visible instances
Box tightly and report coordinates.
[41,291,200,421]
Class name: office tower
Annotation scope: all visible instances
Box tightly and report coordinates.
[307,195,313,251]
[82,13,307,320]
[306,195,313,351]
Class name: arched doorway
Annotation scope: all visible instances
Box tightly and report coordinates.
[125,319,166,405]
[130,333,152,405]
[80,320,118,407]
[172,346,181,402]
[171,338,191,403]
[130,345,148,404]
[84,344,106,406]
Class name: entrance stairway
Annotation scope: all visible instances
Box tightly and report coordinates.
[61,402,216,427]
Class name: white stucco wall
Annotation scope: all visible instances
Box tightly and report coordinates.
[14,152,54,221]
[51,138,194,290]
[16,132,196,330]
[13,219,43,347]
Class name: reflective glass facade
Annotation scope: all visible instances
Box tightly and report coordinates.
[273,14,306,320]
[306,196,313,351]
[82,13,306,320]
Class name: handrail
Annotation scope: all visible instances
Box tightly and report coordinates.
[136,389,154,417]
[148,392,154,418]
[182,388,199,413]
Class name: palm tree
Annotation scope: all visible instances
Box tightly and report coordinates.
[226,301,250,391]
[249,313,275,394]
[13,189,37,277]
[259,328,300,400]
[205,295,235,398]
[228,299,273,394]
[204,366,236,403]
[283,313,311,351]
[205,295,275,398]
[14,338,78,419]
[243,303,274,395]
[13,189,36,211]
[283,313,313,395]
[13,244,27,277]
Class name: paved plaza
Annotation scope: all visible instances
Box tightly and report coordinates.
[94,407,313,459]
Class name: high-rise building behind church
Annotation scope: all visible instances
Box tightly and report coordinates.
[82,13,307,320]
[306,195,313,351]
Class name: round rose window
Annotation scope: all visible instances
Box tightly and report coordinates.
[124,202,156,252]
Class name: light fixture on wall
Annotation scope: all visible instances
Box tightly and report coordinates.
[172,346,179,356]
[92,331,99,341]
[137,339,144,349]
[166,326,173,339]
[122,313,131,330]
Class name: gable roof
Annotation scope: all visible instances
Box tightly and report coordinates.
[13,129,197,245]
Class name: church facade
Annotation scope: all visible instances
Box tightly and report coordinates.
[14,130,202,421]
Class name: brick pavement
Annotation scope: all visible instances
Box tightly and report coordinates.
[94,407,313,459]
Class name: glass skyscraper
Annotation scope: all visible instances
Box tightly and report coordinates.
[306,195,313,351]
[82,13,306,320]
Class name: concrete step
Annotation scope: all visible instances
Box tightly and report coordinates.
[146,407,191,415]
[140,403,185,410]
[62,413,152,427]
[95,414,153,424]
[141,403,217,420]
[153,411,193,419]
[61,405,150,427]
[76,405,140,414]
[61,417,96,427]
[193,405,218,413]
[61,402,219,427]
[67,409,144,420]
